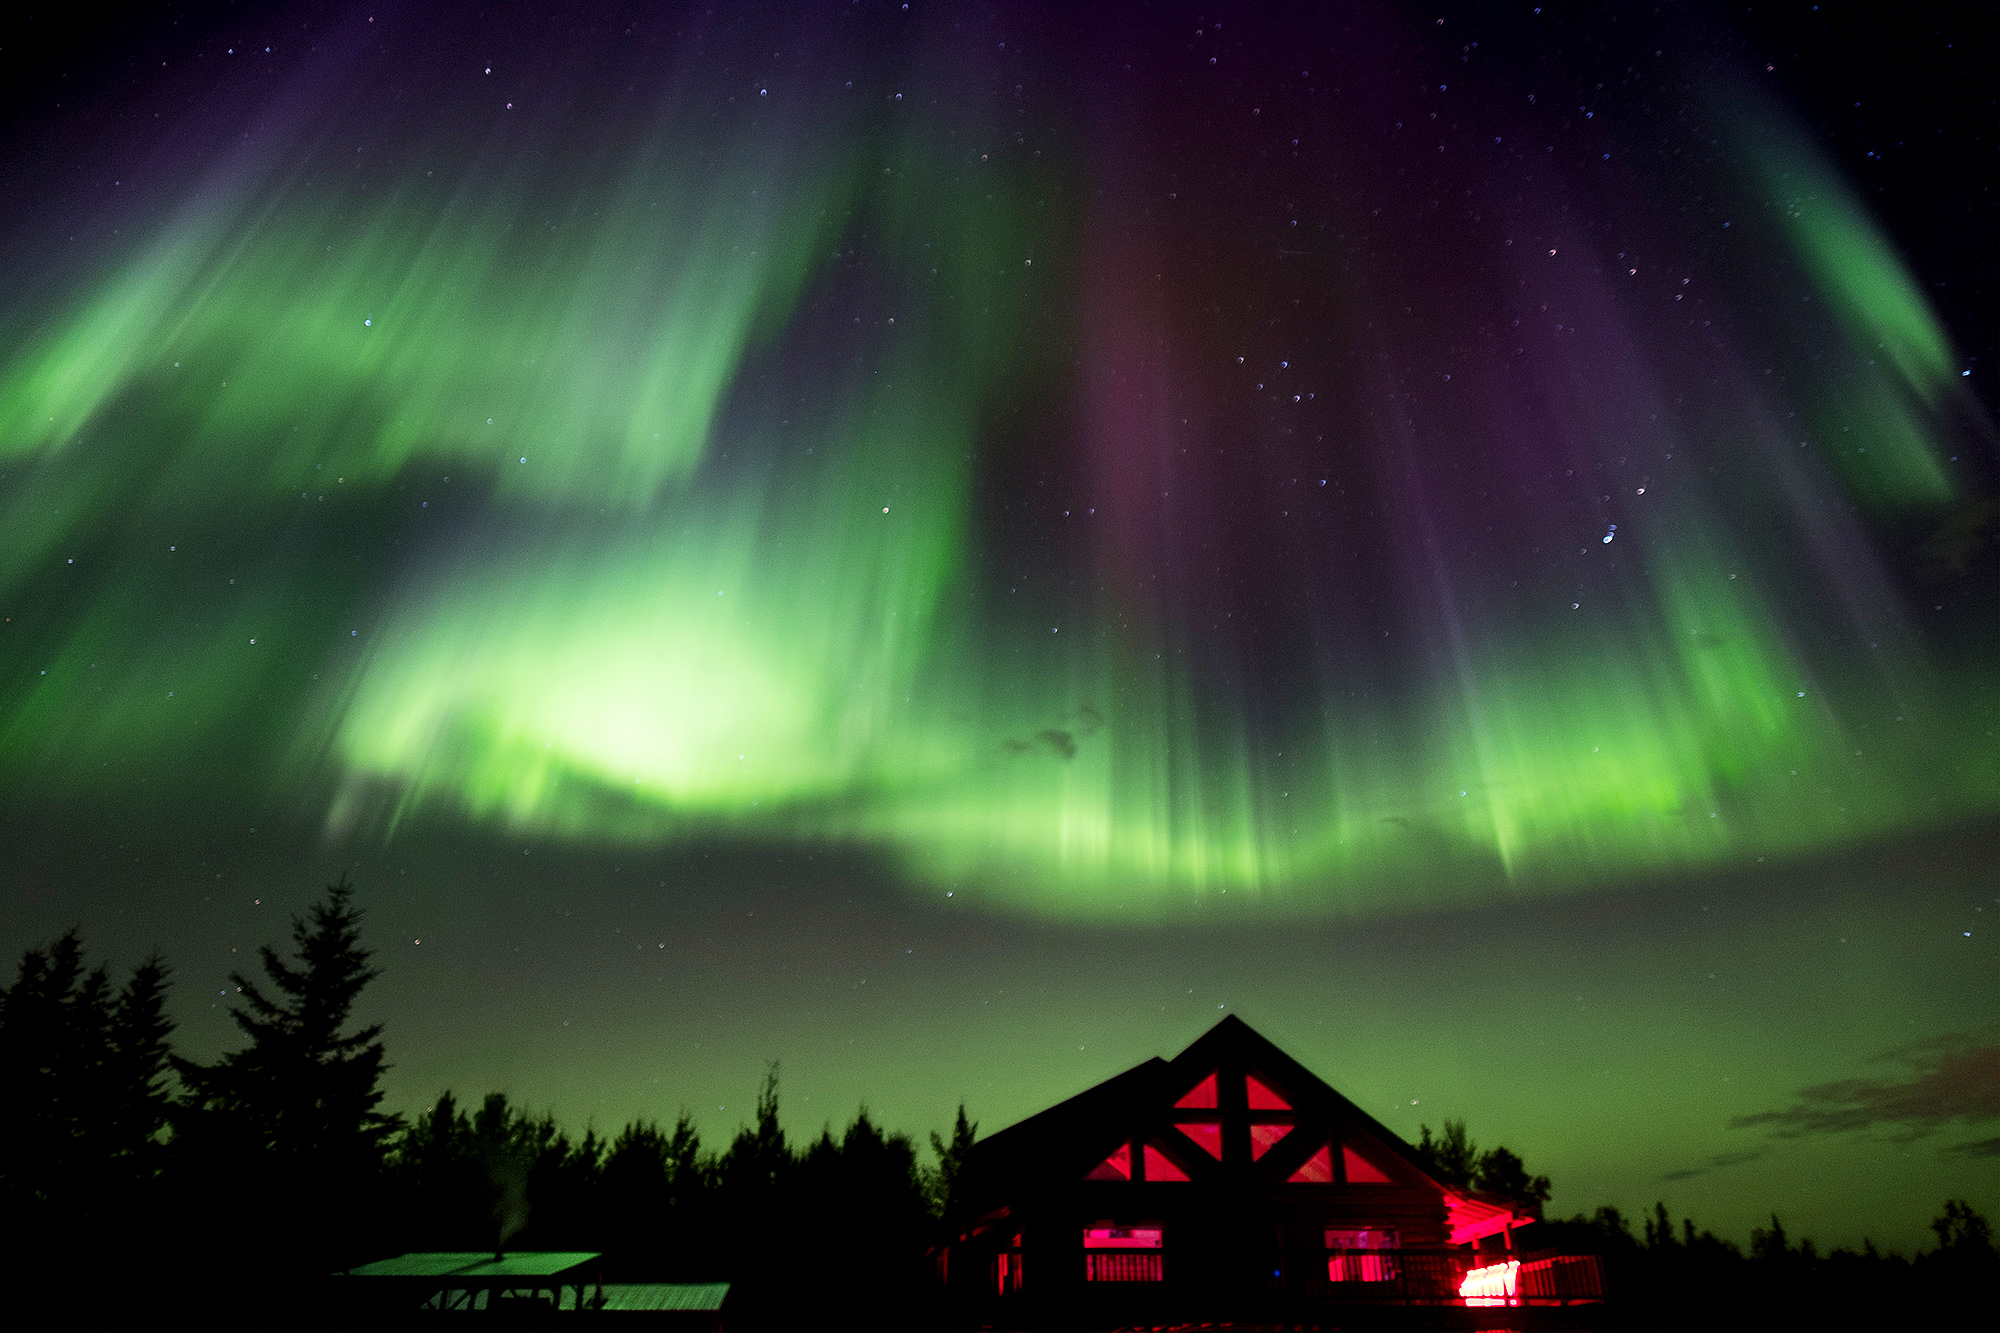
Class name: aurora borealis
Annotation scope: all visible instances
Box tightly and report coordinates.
[3,0,1994,1252]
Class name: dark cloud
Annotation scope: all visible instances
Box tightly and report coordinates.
[1730,1030,2000,1144]
[1944,1137,2000,1159]
[1659,1149,1764,1182]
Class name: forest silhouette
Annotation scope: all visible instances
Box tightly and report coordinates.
[1,878,1990,1328]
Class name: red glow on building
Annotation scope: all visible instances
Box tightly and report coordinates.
[1143,1144,1189,1181]
[939,1016,1587,1321]
[1084,1225,1165,1282]
[1326,1227,1400,1282]
[1085,1142,1131,1180]
[1459,1258,1521,1306]
[1174,1072,1218,1109]
[1176,1121,1223,1160]
[1342,1145,1392,1183]
[1287,1145,1335,1183]
[1248,1122,1292,1160]
[1083,1226,1163,1249]
[1444,1188,1524,1244]
[1246,1075,1291,1110]
[1085,1253,1164,1282]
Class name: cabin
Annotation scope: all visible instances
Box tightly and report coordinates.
[939,1015,1602,1329]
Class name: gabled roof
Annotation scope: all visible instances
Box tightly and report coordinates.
[958,1015,1532,1241]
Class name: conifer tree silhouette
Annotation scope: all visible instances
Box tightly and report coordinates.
[174,875,396,1270]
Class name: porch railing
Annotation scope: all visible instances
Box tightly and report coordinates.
[1272,1247,1604,1305]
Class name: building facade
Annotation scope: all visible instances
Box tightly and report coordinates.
[940,1015,1601,1329]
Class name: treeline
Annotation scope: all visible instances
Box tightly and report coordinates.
[1539,1200,1996,1330]
[2,878,1994,1329]
[1411,1116,1996,1325]
[0,879,968,1325]
[382,1072,976,1322]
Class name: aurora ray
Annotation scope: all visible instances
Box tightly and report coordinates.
[0,1,1992,922]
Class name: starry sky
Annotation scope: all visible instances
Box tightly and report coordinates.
[2,0,1994,1252]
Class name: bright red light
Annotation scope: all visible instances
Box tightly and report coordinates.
[1143,1144,1190,1180]
[1459,1258,1520,1306]
[1083,1225,1163,1249]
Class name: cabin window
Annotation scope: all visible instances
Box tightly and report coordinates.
[1343,1144,1393,1183]
[1143,1144,1190,1181]
[1245,1072,1296,1167]
[1326,1227,1399,1282]
[1084,1225,1164,1282]
[1288,1144,1335,1183]
[1175,1119,1223,1159]
[993,1234,1025,1295]
[1246,1074,1291,1109]
[1085,1142,1132,1180]
[1249,1122,1292,1160]
[1174,1072,1219,1108]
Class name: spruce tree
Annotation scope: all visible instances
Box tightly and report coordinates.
[0,932,174,1223]
[174,875,396,1268]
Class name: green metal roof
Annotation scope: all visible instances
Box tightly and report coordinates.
[597,1283,730,1312]
[343,1251,602,1279]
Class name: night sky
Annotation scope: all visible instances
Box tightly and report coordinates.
[2,1,1994,1253]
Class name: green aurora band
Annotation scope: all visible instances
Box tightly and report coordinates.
[1,61,1993,920]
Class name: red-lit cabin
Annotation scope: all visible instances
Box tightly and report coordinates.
[939,1015,1601,1329]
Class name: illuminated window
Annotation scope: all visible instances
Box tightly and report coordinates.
[1342,1144,1393,1183]
[1084,1225,1164,1282]
[1085,1142,1132,1181]
[1246,1075,1291,1110]
[1327,1227,1399,1282]
[1249,1122,1292,1160]
[993,1235,1025,1295]
[1176,1120,1223,1160]
[1288,1144,1335,1183]
[1142,1144,1190,1181]
[1244,1072,1295,1169]
[1174,1072,1218,1108]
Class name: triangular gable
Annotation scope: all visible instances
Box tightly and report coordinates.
[958,1017,1476,1222]
[1142,1144,1189,1181]
[1085,1142,1131,1180]
[1343,1144,1392,1183]
[1156,1017,1463,1194]
[1288,1144,1334,1183]
[1174,1072,1218,1109]
[1246,1074,1291,1110]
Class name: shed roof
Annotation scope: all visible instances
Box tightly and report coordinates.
[344,1251,602,1279]
[597,1283,731,1311]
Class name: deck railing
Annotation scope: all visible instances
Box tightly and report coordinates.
[1270,1246,1605,1305]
